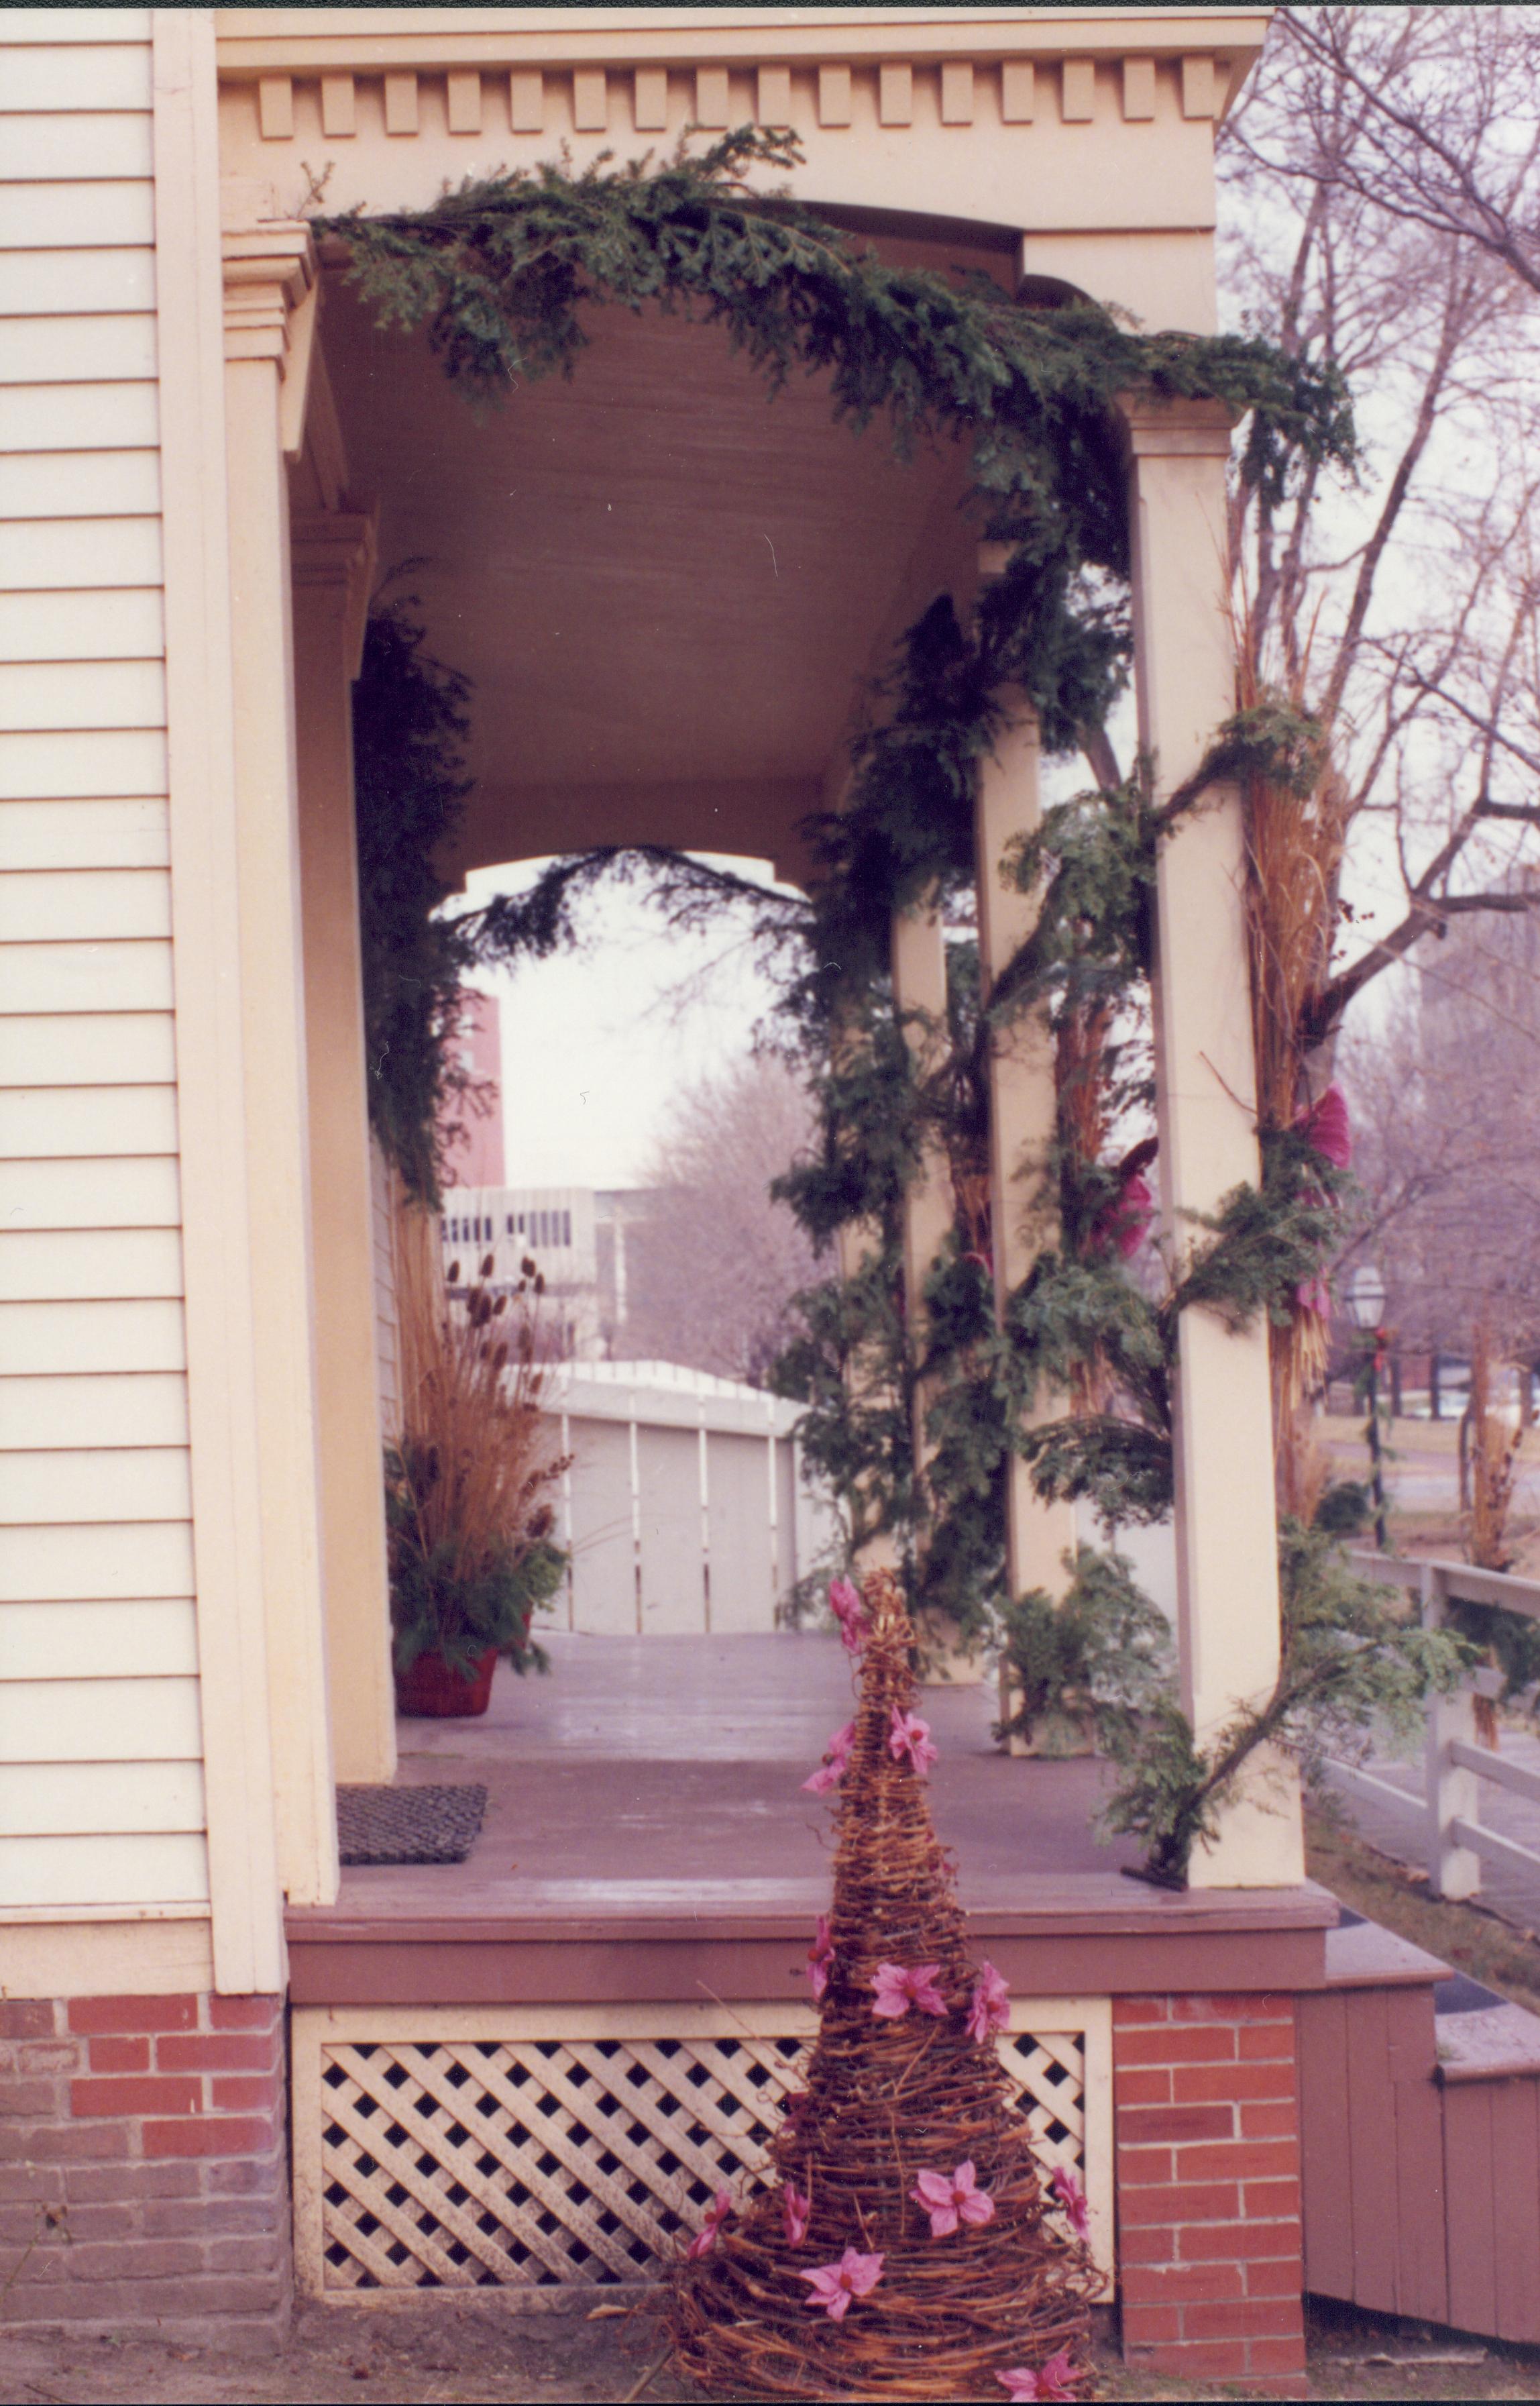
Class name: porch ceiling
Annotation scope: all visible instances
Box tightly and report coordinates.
[316,228,1004,885]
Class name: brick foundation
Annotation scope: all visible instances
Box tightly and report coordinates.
[0,1993,290,2345]
[1114,1993,1306,2394]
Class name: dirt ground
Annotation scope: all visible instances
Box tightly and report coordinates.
[1,2298,1539,2406]
[1305,1805,1540,2012]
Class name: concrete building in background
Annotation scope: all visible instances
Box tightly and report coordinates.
[439,1181,650,1359]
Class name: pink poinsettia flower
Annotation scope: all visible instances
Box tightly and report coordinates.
[911,2160,995,2238]
[889,1706,938,1778]
[1297,1081,1352,1170]
[829,1575,871,1655]
[871,1961,947,2020]
[1111,1167,1154,1259]
[782,2183,811,2245]
[684,2190,732,2260]
[1091,1153,1156,1259]
[967,1960,1011,2044]
[807,1914,834,2001]
[802,1720,855,1795]
[997,2351,1082,2401]
[1050,2164,1090,2244]
[799,2244,884,2320]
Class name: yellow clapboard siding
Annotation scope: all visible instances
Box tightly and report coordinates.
[1,1595,197,1679]
[0,940,174,1015]
[0,46,154,111]
[1,515,162,588]
[0,181,156,250]
[0,586,164,658]
[0,1676,200,1763]
[0,1083,178,1158]
[0,1155,180,1231]
[0,315,158,383]
[0,1446,191,1524]
[0,1373,188,1451]
[0,113,154,180]
[0,1518,194,1602]
[0,660,167,731]
[0,1832,209,1909]
[0,1296,185,1373]
[0,799,169,871]
[0,385,159,454]
[0,1228,183,1300]
[0,1010,175,1086]
[0,727,168,799]
[0,448,160,516]
[0,866,170,941]
[0,1757,205,1836]
[0,250,155,317]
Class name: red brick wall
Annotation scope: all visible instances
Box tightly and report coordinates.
[1114,1992,1305,2391]
[0,1993,290,2340]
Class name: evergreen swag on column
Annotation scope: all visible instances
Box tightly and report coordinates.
[337,133,1468,1882]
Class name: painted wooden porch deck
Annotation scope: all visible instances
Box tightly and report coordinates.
[287,1633,1336,2004]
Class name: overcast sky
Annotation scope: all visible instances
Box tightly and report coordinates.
[453,856,787,1191]
[452,721,1421,1198]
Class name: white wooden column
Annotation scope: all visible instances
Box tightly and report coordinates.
[221,207,339,1907]
[1120,394,1302,1888]
[152,9,284,1991]
[891,898,990,1683]
[973,676,1078,1608]
[292,509,396,1787]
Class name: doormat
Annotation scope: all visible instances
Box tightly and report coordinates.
[337,1783,488,1866]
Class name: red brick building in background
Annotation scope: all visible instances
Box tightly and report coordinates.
[439,989,505,1192]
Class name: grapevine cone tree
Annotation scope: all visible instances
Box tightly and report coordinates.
[668,1569,1097,2401]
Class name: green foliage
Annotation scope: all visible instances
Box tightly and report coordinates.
[999,1547,1174,1755]
[352,609,480,1208]
[1313,1479,1373,1536]
[384,1440,564,1679]
[323,129,1350,507]
[1447,1600,1540,1703]
[1102,1521,1475,1886]
[329,131,1359,1659]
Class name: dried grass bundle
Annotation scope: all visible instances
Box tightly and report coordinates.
[388,1214,565,1673]
[1229,582,1354,1479]
[665,1569,1097,2400]
[1465,1312,1520,1575]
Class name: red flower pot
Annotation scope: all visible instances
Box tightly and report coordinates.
[394,1645,499,1718]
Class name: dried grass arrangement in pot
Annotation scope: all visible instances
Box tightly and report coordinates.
[666,1567,1098,2401]
[387,1220,566,1718]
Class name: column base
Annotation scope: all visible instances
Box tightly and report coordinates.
[912,1609,987,1686]
[1186,1746,1306,1889]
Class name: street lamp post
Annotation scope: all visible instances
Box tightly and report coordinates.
[1348,1262,1389,1550]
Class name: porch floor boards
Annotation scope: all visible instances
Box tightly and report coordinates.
[350,1630,1136,1916]
[288,1634,1337,2002]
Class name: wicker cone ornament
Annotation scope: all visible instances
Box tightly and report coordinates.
[666,1569,1097,2401]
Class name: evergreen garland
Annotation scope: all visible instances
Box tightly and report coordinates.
[352,608,481,1208]
[327,133,1460,1881]
[1102,1520,1474,1887]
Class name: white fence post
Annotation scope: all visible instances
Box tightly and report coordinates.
[1425,1685,1483,1898]
[1422,1558,1483,1897]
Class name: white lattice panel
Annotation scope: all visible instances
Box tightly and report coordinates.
[292,2000,1113,2305]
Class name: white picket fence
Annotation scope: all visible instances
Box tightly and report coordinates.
[1329,1551,1540,1900]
